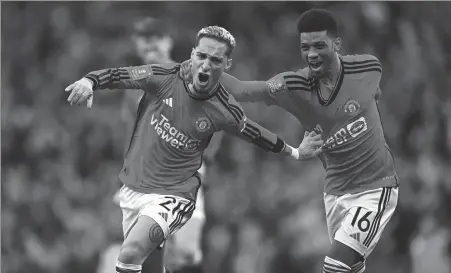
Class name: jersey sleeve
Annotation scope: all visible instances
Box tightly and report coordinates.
[349,54,383,100]
[219,71,312,106]
[364,54,383,100]
[219,73,274,104]
[265,70,312,105]
[220,93,286,153]
[84,63,180,94]
[372,56,383,100]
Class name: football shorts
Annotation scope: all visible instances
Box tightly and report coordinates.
[324,186,398,258]
[114,185,196,241]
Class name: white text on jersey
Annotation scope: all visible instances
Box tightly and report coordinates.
[150,114,201,150]
[324,117,368,149]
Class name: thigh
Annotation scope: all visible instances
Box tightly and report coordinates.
[121,214,165,265]
[335,187,398,258]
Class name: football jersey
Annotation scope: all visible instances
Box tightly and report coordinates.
[120,57,175,155]
[226,54,398,196]
[85,63,287,200]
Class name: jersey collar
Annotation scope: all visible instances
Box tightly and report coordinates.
[183,80,220,101]
[316,56,344,106]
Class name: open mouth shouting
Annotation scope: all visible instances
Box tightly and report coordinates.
[197,72,210,87]
[309,61,323,72]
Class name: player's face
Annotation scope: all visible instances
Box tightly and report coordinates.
[134,35,173,64]
[191,37,232,92]
[300,30,340,77]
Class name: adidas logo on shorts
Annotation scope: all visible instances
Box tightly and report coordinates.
[158,212,168,221]
[350,233,360,242]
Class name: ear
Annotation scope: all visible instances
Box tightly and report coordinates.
[191,48,195,58]
[225,58,232,70]
[333,37,342,52]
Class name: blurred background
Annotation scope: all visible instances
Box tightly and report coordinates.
[2,1,451,273]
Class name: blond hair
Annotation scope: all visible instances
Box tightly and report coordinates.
[196,26,236,57]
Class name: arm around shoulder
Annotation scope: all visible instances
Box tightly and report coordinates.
[220,72,273,103]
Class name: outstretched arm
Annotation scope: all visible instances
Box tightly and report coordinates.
[219,73,274,103]
[65,64,177,107]
[84,64,169,91]
[226,115,323,160]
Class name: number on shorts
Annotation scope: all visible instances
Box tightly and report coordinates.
[172,202,183,214]
[351,207,372,232]
[159,197,177,211]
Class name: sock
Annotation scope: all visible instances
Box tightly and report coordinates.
[323,256,351,273]
[350,260,366,273]
[116,261,142,273]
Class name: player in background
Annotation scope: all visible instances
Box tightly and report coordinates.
[178,8,399,273]
[66,26,324,273]
[121,16,175,144]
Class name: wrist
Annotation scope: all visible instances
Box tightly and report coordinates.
[284,144,300,160]
[83,76,96,89]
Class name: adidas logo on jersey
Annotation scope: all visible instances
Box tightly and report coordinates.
[163,97,173,107]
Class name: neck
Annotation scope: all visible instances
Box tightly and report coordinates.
[321,53,341,84]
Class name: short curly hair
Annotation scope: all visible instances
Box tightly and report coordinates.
[196,26,236,57]
[297,8,338,37]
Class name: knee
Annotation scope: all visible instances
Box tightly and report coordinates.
[118,241,148,265]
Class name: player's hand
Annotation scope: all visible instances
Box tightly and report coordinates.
[179,59,193,82]
[297,130,324,160]
[65,77,94,108]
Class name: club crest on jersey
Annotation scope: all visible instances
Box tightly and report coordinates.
[195,117,211,133]
[267,80,285,93]
[344,100,360,116]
